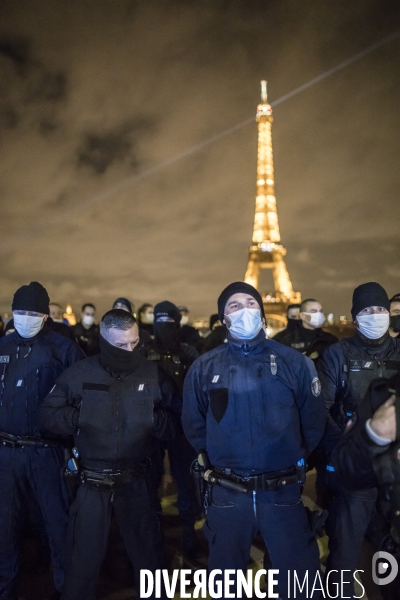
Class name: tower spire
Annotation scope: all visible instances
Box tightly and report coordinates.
[244,81,300,324]
[261,79,268,103]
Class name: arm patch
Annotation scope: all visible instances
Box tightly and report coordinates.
[311,377,321,397]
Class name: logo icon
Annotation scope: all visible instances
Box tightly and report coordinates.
[372,551,398,586]
[311,377,321,397]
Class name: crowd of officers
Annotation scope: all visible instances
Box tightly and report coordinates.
[0,280,400,600]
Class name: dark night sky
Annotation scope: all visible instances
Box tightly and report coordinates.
[1,0,400,319]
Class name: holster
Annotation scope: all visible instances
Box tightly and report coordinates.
[191,459,208,508]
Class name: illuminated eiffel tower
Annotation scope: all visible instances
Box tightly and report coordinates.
[244,81,301,325]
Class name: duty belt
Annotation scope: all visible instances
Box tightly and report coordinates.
[0,431,60,449]
[214,465,298,491]
[81,458,151,490]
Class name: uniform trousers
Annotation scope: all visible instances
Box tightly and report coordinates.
[203,483,321,600]
[62,477,165,600]
[325,481,378,598]
[0,446,69,600]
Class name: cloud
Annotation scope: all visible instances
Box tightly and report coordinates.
[0,0,399,321]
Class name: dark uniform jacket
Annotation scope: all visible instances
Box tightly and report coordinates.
[72,322,100,356]
[318,333,400,459]
[332,406,385,491]
[47,318,76,340]
[200,326,227,355]
[178,325,201,349]
[182,329,325,475]
[0,329,85,437]
[146,341,199,395]
[39,354,181,471]
[276,323,338,365]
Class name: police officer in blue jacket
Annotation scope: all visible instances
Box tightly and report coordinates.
[0,282,85,600]
[182,282,325,599]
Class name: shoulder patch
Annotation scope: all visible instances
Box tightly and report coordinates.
[311,376,321,397]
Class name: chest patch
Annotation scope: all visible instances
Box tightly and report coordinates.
[211,375,220,383]
[291,342,305,349]
[0,356,10,364]
[138,384,145,391]
[16,379,24,387]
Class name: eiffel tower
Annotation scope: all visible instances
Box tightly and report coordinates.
[244,81,301,325]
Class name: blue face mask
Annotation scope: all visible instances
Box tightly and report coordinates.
[225,308,263,340]
[356,313,389,339]
[13,314,45,338]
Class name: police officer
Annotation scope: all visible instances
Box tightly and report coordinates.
[275,298,337,366]
[318,282,400,597]
[112,297,134,314]
[39,309,181,600]
[333,376,400,599]
[0,282,84,600]
[71,303,100,356]
[177,306,201,349]
[272,303,301,343]
[200,314,227,355]
[389,293,400,338]
[182,282,325,599]
[138,303,154,337]
[146,301,200,558]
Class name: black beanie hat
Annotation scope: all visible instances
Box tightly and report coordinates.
[217,282,265,322]
[112,297,133,314]
[351,282,390,320]
[153,301,182,325]
[12,282,50,315]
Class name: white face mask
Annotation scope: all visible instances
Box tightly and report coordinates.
[180,315,189,326]
[303,312,325,328]
[356,313,390,339]
[225,308,263,340]
[82,315,95,327]
[143,313,154,325]
[13,314,45,338]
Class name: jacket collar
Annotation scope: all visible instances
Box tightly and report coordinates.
[352,329,395,358]
[228,328,267,355]
[14,327,47,345]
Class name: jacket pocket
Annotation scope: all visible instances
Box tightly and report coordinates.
[210,485,236,509]
[209,387,229,423]
[272,484,302,507]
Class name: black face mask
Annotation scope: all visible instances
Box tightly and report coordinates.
[390,315,400,333]
[153,322,180,352]
[99,334,141,374]
[286,318,299,331]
